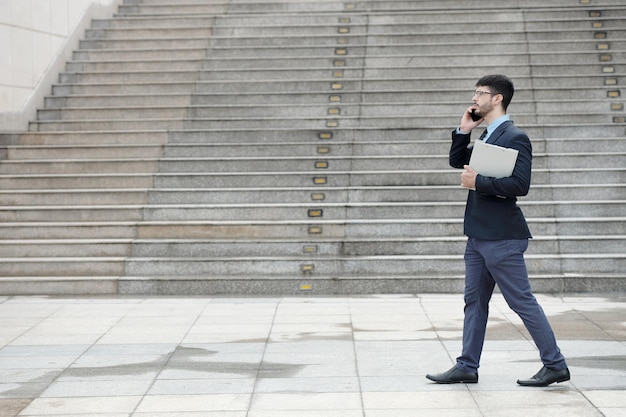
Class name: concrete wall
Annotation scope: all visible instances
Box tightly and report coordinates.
[0,0,122,132]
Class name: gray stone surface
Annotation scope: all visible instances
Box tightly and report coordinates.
[0,294,624,416]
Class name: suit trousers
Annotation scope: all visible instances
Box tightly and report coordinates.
[456,237,567,373]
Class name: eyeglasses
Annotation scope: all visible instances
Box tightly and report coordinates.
[473,90,495,97]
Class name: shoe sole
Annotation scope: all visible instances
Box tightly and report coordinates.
[426,376,478,384]
[517,376,570,387]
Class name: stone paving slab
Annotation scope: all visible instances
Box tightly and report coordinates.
[0,293,624,416]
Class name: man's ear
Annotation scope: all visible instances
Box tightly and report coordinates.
[493,93,504,107]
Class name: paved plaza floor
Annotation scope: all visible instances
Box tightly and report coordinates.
[0,293,625,416]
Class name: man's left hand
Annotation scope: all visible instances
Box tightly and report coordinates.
[461,165,478,189]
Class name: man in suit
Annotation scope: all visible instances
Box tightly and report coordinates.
[426,75,570,387]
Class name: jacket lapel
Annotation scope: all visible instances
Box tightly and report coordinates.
[485,120,512,145]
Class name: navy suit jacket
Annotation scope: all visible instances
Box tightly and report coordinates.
[449,120,532,240]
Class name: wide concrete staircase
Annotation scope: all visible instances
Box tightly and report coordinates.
[0,0,624,295]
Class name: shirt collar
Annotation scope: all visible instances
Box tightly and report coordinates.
[485,114,510,139]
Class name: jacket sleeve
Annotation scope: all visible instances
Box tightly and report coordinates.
[475,130,532,198]
[449,129,472,169]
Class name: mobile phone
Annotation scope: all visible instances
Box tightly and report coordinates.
[470,109,482,122]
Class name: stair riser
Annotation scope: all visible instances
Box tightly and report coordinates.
[84,27,213,40]
[46,95,193,108]
[117,4,229,14]
[124,258,465,276]
[0,243,131,257]
[0,191,148,205]
[1,254,622,278]
[0,261,125,276]
[79,39,211,50]
[72,49,209,61]
[0,156,624,183]
[0,225,137,239]
[92,16,217,29]
[6,147,163,160]
[129,238,625,258]
[65,61,206,72]
[41,88,618,111]
[165,126,626,142]
[0,201,622,222]
[0,161,159,175]
[77,38,619,55]
[122,257,626,277]
[0,132,169,146]
[29,114,626,131]
[59,72,205,84]
[208,25,626,41]
[0,209,143,222]
[38,101,597,121]
[149,171,624,188]
[0,176,153,190]
[50,75,626,94]
[31,120,186,132]
[5,132,625,151]
[0,184,622,210]
[38,108,190,121]
[0,220,621,243]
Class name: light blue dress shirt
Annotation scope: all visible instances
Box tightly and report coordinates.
[457,114,510,142]
[481,114,510,142]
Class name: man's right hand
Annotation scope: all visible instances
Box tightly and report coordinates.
[459,106,483,134]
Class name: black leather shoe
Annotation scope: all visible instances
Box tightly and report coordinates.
[517,366,570,387]
[426,366,478,384]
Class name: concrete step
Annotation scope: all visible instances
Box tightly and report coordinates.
[43,86,621,111]
[92,16,218,30]
[0,174,154,190]
[0,131,169,146]
[115,2,621,20]
[4,272,622,295]
[1,252,623,281]
[5,141,452,159]
[57,65,624,85]
[28,112,626,131]
[0,240,131,257]
[0,200,613,223]
[204,40,626,57]
[77,32,626,54]
[0,258,126,277]
[4,217,618,242]
[45,93,194,108]
[34,99,622,121]
[121,253,626,277]
[1,166,621,192]
[92,4,626,28]
[84,27,214,40]
[166,124,626,142]
[0,181,624,206]
[78,38,213,50]
[128,235,626,257]
[134,218,626,239]
[72,47,209,62]
[0,167,625,191]
[206,23,626,41]
[48,74,626,97]
[2,153,624,175]
[3,144,164,159]
[2,234,621,259]
[0,190,149,205]
[118,272,626,295]
[10,124,626,147]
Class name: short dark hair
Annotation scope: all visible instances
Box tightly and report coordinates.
[476,74,514,111]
